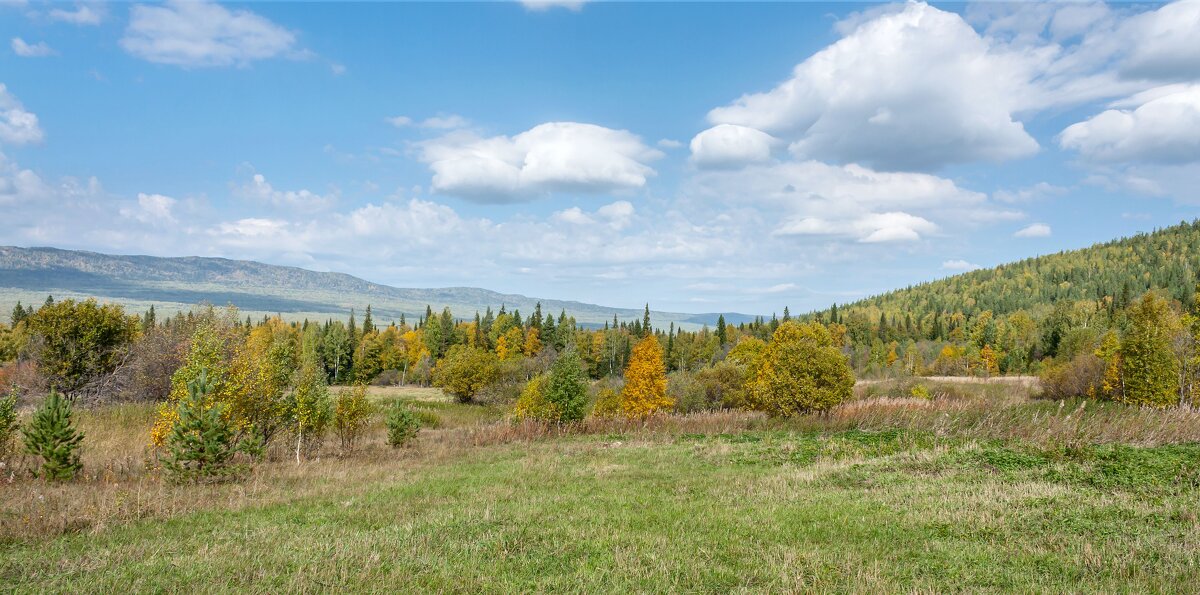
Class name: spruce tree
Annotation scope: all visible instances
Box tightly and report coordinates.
[22,389,84,481]
[544,347,588,422]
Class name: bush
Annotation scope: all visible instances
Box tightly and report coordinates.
[385,404,420,447]
[22,389,84,481]
[543,347,588,422]
[591,386,622,418]
[333,384,374,453]
[749,322,855,416]
[26,299,139,398]
[371,369,403,386]
[668,370,706,414]
[514,375,555,422]
[161,371,249,484]
[910,384,931,400]
[1039,353,1105,400]
[432,346,500,403]
[0,387,19,460]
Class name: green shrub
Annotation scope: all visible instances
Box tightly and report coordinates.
[162,371,249,484]
[432,346,500,403]
[413,409,442,429]
[910,384,931,400]
[544,348,589,422]
[386,404,420,447]
[0,387,18,459]
[514,375,556,422]
[333,384,374,453]
[22,389,84,481]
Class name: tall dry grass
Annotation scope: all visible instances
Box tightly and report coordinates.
[4,379,1199,543]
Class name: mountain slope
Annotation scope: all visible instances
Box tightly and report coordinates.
[0,246,754,329]
[814,220,1200,332]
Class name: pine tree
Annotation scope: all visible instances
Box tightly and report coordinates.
[162,371,247,483]
[717,315,728,346]
[642,304,652,337]
[362,305,375,335]
[143,305,157,331]
[22,389,84,480]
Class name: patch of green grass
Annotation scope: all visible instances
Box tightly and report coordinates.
[3,429,1197,592]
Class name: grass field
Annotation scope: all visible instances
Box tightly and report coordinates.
[3,382,1200,591]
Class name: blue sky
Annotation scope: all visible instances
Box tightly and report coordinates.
[1,1,1199,315]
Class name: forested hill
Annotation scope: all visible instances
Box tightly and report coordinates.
[812,220,1200,336]
[0,246,752,329]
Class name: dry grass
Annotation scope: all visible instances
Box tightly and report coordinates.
[3,379,1199,545]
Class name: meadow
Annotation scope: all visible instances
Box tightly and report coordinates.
[4,380,1200,592]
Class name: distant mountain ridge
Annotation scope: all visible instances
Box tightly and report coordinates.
[0,246,755,329]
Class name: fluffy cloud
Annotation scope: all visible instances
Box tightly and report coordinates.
[777,212,938,243]
[1060,85,1200,163]
[689,124,777,169]
[942,259,982,271]
[706,2,1039,171]
[553,200,635,230]
[235,173,336,212]
[48,4,102,25]
[120,193,178,225]
[418,122,662,201]
[1014,223,1052,238]
[121,0,299,67]
[11,38,54,57]
[0,84,43,145]
[688,160,985,243]
[1118,0,1200,82]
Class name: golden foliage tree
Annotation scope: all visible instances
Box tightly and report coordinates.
[749,321,854,416]
[1119,292,1180,408]
[619,336,672,418]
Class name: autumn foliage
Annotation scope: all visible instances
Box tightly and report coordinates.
[618,336,673,418]
[749,321,854,416]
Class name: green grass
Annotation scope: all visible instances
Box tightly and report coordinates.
[4,429,1198,592]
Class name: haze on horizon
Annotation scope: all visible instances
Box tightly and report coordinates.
[1,0,1199,314]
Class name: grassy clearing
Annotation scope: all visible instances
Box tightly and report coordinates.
[3,380,1199,591]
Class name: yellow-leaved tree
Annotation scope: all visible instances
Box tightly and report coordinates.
[749,321,854,417]
[618,336,672,418]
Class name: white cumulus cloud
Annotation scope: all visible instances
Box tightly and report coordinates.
[1060,84,1200,164]
[706,2,1040,171]
[418,122,662,201]
[0,84,43,145]
[689,124,777,169]
[1014,223,1052,238]
[942,259,982,271]
[121,0,300,68]
[235,173,336,212]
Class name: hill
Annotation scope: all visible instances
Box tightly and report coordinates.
[0,246,753,329]
[812,220,1200,339]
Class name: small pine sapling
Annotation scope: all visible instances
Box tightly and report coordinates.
[22,389,84,481]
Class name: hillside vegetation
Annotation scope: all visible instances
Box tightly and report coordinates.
[0,246,750,329]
